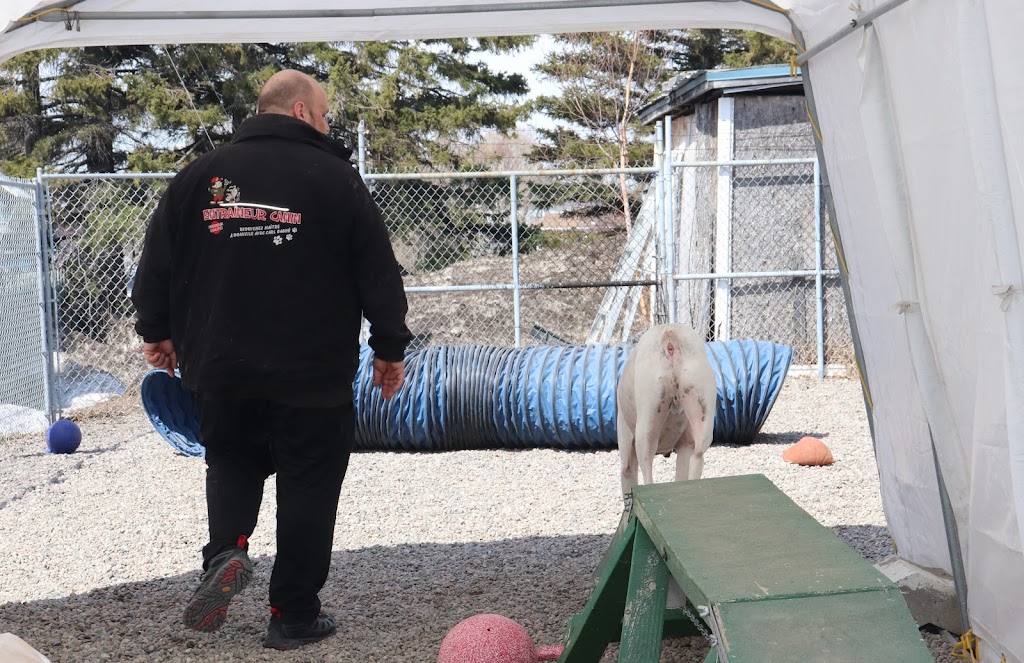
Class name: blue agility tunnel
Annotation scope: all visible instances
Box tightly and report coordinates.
[141,340,793,457]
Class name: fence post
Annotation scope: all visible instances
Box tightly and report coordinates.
[33,168,56,423]
[814,158,825,378]
[715,97,735,341]
[357,120,367,176]
[663,118,677,324]
[510,174,522,348]
[654,121,666,324]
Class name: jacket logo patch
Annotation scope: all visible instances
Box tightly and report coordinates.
[209,177,240,204]
[202,178,301,243]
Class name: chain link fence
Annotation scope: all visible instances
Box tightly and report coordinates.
[0,126,854,437]
[669,158,852,371]
[0,176,50,436]
[39,174,169,430]
[370,168,660,349]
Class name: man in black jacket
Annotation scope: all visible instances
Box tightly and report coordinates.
[131,69,412,651]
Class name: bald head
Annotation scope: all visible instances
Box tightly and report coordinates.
[257,70,330,134]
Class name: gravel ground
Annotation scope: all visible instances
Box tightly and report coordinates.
[0,376,957,662]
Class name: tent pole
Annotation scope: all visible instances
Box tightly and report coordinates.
[794,0,915,66]
[31,0,776,23]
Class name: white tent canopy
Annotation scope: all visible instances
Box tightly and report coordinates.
[1,1,799,56]
[3,1,1022,661]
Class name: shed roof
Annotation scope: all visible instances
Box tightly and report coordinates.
[639,64,803,125]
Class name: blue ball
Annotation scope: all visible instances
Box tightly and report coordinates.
[46,419,82,454]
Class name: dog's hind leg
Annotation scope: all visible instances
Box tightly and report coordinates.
[680,391,714,481]
[633,406,666,486]
[617,416,638,506]
[673,433,693,482]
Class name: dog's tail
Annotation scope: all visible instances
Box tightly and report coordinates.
[659,326,685,364]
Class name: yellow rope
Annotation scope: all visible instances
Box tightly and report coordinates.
[951,629,980,662]
[804,99,823,144]
[858,363,874,410]
[16,6,74,21]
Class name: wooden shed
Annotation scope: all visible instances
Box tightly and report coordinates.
[639,65,852,371]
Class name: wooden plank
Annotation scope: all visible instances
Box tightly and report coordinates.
[618,524,669,662]
[632,475,893,605]
[559,519,636,663]
[715,590,933,662]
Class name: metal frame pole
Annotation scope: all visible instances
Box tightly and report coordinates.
[814,158,825,378]
[510,174,522,348]
[39,169,62,421]
[794,0,916,66]
[357,119,367,176]
[654,120,666,324]
[714,97,735,341]
[32,168,55,423]
[664,117,676,323]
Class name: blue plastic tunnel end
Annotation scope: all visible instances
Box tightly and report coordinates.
[140,369,204,457]
[140,339,794,455]
[705,340,794,446]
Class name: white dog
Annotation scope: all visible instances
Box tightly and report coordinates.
[616,323,717,507]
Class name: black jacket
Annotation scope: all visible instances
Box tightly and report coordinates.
[131,113,412,406]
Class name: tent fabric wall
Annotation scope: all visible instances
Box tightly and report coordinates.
[802,3,1024,661]
[2,1,1022,661]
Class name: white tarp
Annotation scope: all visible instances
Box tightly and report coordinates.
[2,1,1022,661]
[0,0,793,60]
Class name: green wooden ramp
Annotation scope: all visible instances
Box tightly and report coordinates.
[558,474,932,662]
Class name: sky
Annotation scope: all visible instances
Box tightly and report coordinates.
[476,34,559,97]
[470,34,560,130]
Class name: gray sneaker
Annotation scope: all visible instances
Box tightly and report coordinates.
[182,536,253,632]
[263,610,337,650]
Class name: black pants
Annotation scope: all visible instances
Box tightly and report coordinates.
[197,393,354,625]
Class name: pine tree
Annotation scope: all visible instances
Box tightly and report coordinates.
[0,47,154,175]
[0,49,46,178]
[723,31,797,68]
[325,37,533,172]
[655,29,748,72]
[0,39,535,174]
[124,42,343,171]
[320,37,535,271]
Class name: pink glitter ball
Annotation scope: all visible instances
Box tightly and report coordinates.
[437,614,539,663]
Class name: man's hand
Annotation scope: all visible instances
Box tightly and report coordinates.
[142,339,177,377]
[372,357,405,400]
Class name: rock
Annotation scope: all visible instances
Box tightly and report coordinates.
[782,436,834,466]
